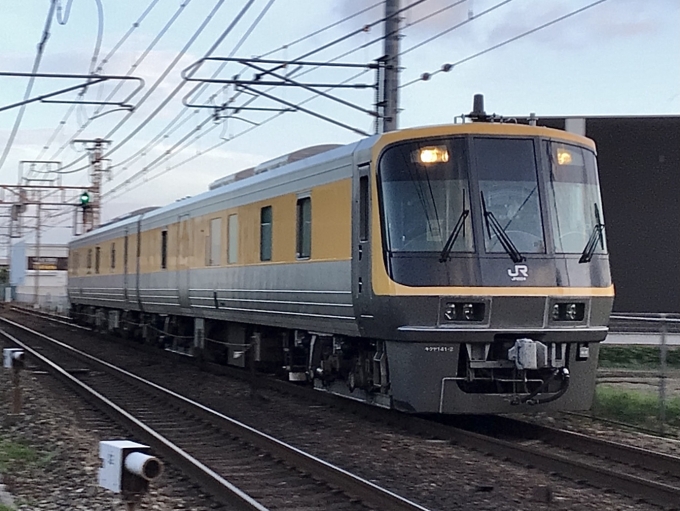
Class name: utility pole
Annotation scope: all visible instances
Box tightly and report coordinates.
[34,202,41,306]
[383,0,401,132]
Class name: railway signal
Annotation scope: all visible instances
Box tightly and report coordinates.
[79,191,91,208]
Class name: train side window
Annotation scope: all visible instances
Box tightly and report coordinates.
[228,214,238,264]
[87,249,92,272]
[95,247,101,274]
[111,243,116,270]
[161,230,168,269]
[296,197,311,259]
[260,206,272,262]
[207,218,221,266]
[359,176,369,242]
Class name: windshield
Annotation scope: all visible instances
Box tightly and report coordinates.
[546,141,607,255]
[475,138,546,254]
[379,138,473,253]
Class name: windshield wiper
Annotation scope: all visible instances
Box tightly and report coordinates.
[439,209,470,262]
[579,203,605,263]
[481,192,525,263]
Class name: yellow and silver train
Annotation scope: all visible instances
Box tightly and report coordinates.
[68,103,613,414]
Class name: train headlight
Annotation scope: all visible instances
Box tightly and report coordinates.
[551,304,560,321]
[415,146,449,164]
[551,302,585,321]
[442,302,485,322]
[566,303,578,320]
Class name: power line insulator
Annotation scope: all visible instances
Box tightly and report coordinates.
[421,72,430,81]
[441,63,453,73]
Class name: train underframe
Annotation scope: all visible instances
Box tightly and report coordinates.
[70,304,600,414]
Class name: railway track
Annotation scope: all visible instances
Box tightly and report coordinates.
[0,315,430,511]
[4,308,680,509]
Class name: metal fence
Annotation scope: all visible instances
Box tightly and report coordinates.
[594,314,680,434]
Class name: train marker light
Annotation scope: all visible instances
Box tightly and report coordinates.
[79,191,91,207]
[416,146,449,164]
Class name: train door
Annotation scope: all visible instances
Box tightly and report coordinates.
[352,163,372,330]
[122,230,129,304]
[135,216,143,311]
[178,213,191,309]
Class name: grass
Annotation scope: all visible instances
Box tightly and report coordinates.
[0,505,15,511]
[0,436,38,473]
[598,345,680,369]
[592,384,680,429]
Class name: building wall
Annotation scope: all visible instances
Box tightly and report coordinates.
[9,242,69,309]
[537,116,680,313]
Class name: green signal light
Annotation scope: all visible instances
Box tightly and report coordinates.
[79,191,91,206]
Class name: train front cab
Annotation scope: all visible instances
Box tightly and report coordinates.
[358,124,614,414]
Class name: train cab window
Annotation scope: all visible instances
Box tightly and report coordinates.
[378,138,473,254]
[161,230,168,269]
[260,206,272,261]
[475,137,545,254]
[111,243,116,270]
[207,218,221,266]
[95,247,101,274]
[296,197,311,259]
[545,141,607,256]
[228,214,238,264]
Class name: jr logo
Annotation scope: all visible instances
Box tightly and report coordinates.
[508,264,529,281]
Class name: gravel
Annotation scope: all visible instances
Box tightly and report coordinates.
[0,369,222,511]
[1,311,671,511]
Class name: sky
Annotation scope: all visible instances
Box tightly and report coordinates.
[0,0,678,238]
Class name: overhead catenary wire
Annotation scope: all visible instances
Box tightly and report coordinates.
[103,67,372,201]
[59,0,432,176]
[103,0,445,197]
[54,0,231,174]
[101,0,386,186]
[0,0,58,174]
[400,0,610,88]
[105,0,486,196]
[34,0,163,164]
[111,0,279,184]
[29,0,105,177]
[400,0,513,56]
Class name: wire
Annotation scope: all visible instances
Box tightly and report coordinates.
[113,0,278,182]
[400,0,513,56]
[401,0,610,88]
[0,0,58,173]
[56,0,74,25]
[53,0,212,174]
[104,68,372,201]
[101,0,433,198]
[31,0,108,171]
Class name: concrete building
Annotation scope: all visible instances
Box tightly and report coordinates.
[8,227,70,311]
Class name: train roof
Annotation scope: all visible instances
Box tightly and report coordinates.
[69,137,375,246]
[69,120,595,247]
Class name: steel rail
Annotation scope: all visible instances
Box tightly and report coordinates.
[0,326,268,511]
[469,416,680,479]
[0,315,431,511]
[8,308,680,507]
